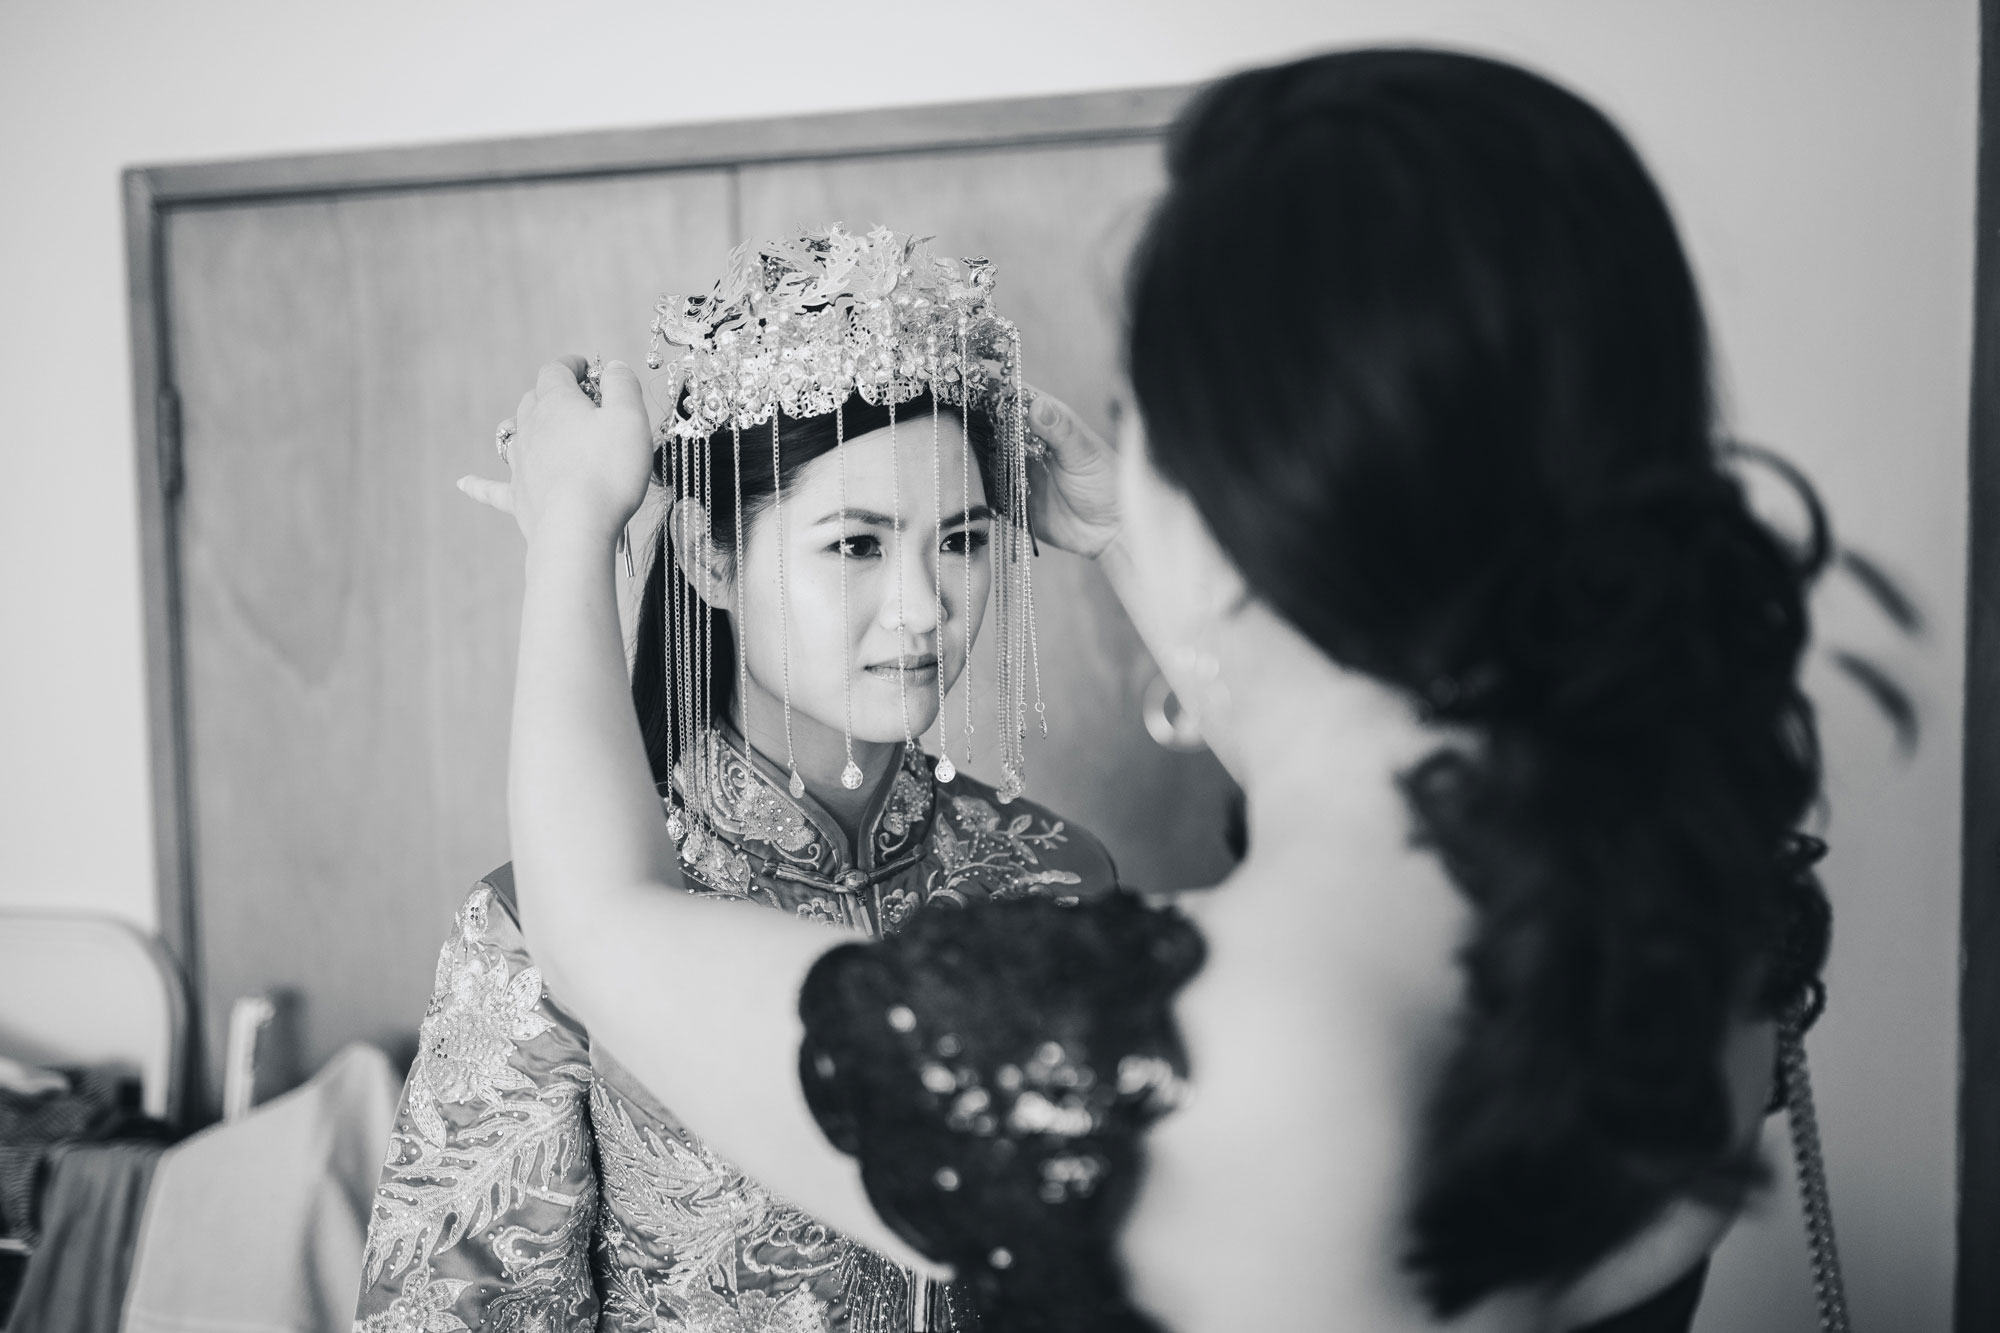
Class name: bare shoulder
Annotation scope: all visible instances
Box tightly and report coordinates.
[1121,856,1479,1330]
[1121,845,1757,1330]
[1123,948,1427,1326]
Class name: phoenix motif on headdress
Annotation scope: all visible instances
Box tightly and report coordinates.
[648,224,1027,445]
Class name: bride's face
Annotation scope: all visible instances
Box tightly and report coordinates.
[733,415,993,746]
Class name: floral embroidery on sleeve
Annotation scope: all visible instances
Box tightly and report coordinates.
[355,1268,472,1333]
[930,794,1085,901]
[401,888,556,1142]
[588,1078,846,1330]
[356,884,598,1333]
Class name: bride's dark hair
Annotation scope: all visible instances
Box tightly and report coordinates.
[630,392,1000,786]
[1128,49,1832,1312]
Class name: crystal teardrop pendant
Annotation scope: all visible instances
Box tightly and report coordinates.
[841,760,864,790]
[789,770,806,800]
[681,826,708,863]
[935,756,956,784]
[666,807,687,843]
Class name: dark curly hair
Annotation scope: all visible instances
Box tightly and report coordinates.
[1127,49,1832,1313]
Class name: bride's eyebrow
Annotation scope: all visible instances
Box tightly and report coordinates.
[937,503,994,530]
[808,507,897,529]
[807,504,993,529]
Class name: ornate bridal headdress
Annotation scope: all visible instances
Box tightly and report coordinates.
[648,224,1028,442]
[643,225,1044,861]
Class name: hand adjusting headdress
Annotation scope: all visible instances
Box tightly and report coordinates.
[644,224,1045,864]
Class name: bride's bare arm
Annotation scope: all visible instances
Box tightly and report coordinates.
[467,358,934,1271]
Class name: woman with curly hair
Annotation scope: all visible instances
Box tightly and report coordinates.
[480,49,1838,1331]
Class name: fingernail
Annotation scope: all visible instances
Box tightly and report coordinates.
[607,358,629,371]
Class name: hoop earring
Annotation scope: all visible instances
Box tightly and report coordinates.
[1141,671,1206,753]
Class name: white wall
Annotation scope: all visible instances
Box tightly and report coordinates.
[0,1,1972,1327]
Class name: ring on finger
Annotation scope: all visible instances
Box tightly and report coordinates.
[1021,390,1051,460]
[495,420,515,464]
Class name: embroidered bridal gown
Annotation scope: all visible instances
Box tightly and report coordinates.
[354,736,1115,1333]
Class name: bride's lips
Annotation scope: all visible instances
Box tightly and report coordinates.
[864,655,939,679]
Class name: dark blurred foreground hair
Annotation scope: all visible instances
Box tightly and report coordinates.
[1129,48,1833,1313]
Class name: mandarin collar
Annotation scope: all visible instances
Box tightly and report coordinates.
[670,726,936,878]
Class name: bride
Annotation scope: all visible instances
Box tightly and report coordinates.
[477,49,1839,1333]
[355,230,1116,1331]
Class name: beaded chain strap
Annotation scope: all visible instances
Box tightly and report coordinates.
[1780,1002,1851,1333]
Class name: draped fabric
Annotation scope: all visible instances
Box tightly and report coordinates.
[124,1044,399,1333]
[355,742,1115,1333]
[5,1141,162,1333]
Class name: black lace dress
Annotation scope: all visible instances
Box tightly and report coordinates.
[800,892,1204,1332]
[799,891,1718,1333]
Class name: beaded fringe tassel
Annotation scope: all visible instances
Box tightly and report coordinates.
[644,226,1044,807]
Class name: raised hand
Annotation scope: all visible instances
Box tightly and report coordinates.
[459,356,654,549]
[1025,389,1122,560]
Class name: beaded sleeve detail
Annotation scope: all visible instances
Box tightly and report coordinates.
[799,893,1203,1333]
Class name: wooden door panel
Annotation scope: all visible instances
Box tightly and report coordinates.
[740,142,1242,893]
[166,170,736,1096]
[162,123,1232,1105]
